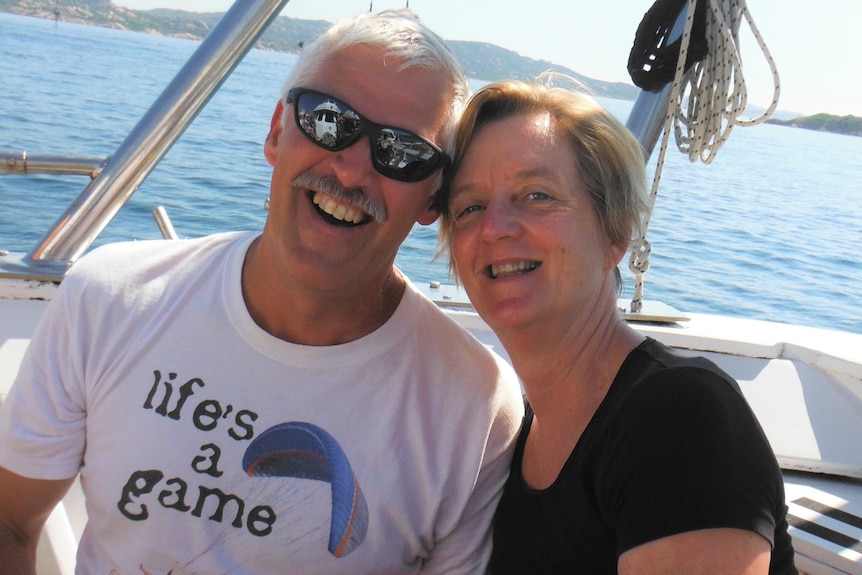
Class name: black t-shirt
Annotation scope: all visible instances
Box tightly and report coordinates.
[489,338,797,574]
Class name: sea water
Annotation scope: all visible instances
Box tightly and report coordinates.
[1,13,860,335]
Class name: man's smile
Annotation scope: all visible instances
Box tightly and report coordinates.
[310,190,372,226]
[292,172,386,227]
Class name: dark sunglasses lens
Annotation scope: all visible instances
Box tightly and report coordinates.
[373,129,441,182]
[292,89,444,182]
[294,92,359,150]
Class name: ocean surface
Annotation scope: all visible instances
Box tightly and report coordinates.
[1,13,860,335]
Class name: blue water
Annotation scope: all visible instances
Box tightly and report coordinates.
[2,13,861,335]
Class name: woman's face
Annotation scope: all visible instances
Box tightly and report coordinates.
[447,111,624,334]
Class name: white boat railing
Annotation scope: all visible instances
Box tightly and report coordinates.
[0,152,107,178]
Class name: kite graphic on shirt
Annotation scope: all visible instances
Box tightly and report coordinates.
[242,421,369,557]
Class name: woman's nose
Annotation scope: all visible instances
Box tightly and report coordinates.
[480,199,521,241]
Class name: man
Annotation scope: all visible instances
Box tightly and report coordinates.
[0,10,523,575]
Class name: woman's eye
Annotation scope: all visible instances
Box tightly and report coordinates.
[453,204,482,220]
[526,190,551,201]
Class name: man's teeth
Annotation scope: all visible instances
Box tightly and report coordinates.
[312,192,367,224]
[488,262,540,279]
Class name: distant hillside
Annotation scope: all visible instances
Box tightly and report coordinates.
[12,0,853,135]
[0,0,638,101]
[767,113,862,138]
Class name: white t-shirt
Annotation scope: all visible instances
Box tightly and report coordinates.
[0,232,523,575]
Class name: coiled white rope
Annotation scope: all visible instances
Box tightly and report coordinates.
[628,0,780,313]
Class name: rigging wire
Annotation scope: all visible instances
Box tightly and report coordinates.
[627,0,781,313]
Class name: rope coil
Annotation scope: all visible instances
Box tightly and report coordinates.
[627,0,780,312]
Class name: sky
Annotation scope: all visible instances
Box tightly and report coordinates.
[112,0,862,117]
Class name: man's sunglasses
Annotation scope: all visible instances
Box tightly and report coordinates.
[286,87,450,183]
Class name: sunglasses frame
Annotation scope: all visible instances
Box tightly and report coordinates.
[286,87,450,183]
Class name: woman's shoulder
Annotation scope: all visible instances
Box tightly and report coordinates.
[620,337,741,399]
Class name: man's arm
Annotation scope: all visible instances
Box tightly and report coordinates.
[618,527,772,575]
[419,379,523,574]
[0,466,75,575]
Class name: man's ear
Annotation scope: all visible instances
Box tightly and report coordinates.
[417,196,440,225]
[264,100,285,166]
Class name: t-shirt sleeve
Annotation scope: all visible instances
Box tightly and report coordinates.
[420,360,524,575]
[0,274,88,479]
[597,365,783,555]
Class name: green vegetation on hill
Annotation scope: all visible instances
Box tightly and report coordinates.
[767,113,862,138]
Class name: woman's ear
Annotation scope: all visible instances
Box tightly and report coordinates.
[606,241,628,270]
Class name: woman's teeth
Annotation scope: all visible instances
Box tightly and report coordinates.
[488,261,540,279]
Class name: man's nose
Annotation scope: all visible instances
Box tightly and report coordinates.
[329,135,376,187]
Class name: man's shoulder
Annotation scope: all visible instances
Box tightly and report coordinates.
[70,232,252,279]
[402,280,491,352]
[81,231,249,263]
[57,232,255,303]
[402,280,520,391]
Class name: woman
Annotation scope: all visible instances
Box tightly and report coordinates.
[438,80,797,574]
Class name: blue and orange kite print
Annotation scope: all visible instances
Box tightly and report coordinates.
[242,421,369,557]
